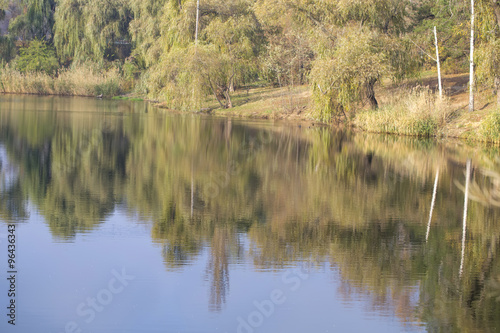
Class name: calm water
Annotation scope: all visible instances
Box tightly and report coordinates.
[1,95,500,332]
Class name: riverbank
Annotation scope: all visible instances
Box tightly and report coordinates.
[153,73,498,144]
[1,65,499,144]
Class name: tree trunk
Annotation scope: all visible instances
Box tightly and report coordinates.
[229,68,235,92]
[223,89,232,108]
[469,0,475,112]
[208,80,225,109]
[460,159,471,278]
[195,0,200,44]
[434,26,443,98]
[366,78,378,109]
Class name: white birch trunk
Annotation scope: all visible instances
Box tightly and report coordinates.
[459,159,471,277]
[434,27,443,99]
[469,0,475,112]
[426,168,439,242]
[195,0,200,44]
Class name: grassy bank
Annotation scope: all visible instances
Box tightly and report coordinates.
[0,63,122,97]
[354,88,447,137]
[193,73,500,145]
[3,64,500,145]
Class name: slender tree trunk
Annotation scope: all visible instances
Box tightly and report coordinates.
[208,80,225,109]
[195,0,200,44]
[190,169,194,218]
[469,0,475,112]
[460,159,471,278]
[229,70,235,92]
[426,168,439,243]
[223,90,232,108]
[434,26,443,99]
[366,78,378,109]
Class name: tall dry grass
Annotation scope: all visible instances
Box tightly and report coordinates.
[354,87,450,137]
[479,110,500,144]
[0,62,122,97]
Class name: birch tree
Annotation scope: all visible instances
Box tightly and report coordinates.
[470,0,475,112]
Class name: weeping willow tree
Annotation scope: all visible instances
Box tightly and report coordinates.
[140,0,262,110]
[145,45,205,110]
[53,0,131,62]
[311,28,386,122]
[202,7,263,91]
[128,0,168,68]
[8,0,56,41]
[286,0,421,122]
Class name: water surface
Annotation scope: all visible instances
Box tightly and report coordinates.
[1,95,500,332]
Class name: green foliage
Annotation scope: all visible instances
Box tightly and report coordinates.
[140,0,263,109]
[15,39,59,75]
[411,0,469,74]
[0,35,16,63]
[202,5,263,89]
[310,28,386,122]
[477,39,500,88]
[2,0,499,119]
[144,46,203,110]
[475,1,500,95]
[128,0,170,67]
[8,0,56,41]
[54,0,131,62]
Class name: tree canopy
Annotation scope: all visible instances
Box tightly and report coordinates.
[0,0,496,119]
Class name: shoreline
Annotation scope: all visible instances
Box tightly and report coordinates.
[2,72,499,145]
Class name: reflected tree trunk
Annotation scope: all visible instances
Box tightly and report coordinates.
[460,159,471,277]
[426,168,439,242]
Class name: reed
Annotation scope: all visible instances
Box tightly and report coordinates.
[0,62,122,97]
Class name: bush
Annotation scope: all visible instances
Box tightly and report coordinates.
[15,40,59,75]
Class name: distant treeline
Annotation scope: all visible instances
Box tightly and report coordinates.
[1,0,500,120]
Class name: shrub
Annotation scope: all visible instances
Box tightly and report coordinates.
[15,40,59,75]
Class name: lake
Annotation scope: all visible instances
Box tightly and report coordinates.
[1,95,500,332]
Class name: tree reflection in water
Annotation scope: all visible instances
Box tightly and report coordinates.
[2,96,500,330]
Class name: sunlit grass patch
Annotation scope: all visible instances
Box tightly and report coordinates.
[354,87,449,137]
